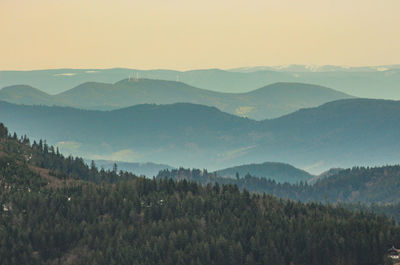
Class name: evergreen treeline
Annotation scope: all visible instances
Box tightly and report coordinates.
[0,124,138,184]
[157,166,400,204]
[1,123,400,265]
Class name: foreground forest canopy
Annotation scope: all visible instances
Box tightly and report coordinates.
[1,123,400,265]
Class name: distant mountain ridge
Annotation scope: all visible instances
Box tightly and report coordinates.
[230,64,400,73]
[90,159,174,177]
[215,162,313,184]
[0,85,54,106]
[1,67,400,98]
[0,79,353,119]
[1,98,400,173]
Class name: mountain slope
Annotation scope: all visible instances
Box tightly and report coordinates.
[310,165,400,204]
[2,123,398,265]
[252,98,400,172]
[216,162,313,184]
[1,98,400,172]
[54,79,219,110]
[0,79,353,119]
[0,85,54,105]
[244,82,352,119]
[159,164,400,205]
[0,101,257,168]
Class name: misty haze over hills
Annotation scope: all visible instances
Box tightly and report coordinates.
[3,0,400,263]
[89,159,174,178]
[1,65,400,98]
[1,98,400,174]
[1,66,399,174]
[1,57,400,265]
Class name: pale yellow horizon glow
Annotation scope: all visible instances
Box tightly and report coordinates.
[1,0,399,71]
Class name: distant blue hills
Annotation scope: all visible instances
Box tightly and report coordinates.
[1,98,399,174]
[1,66,400,98]
[0,79,352,120]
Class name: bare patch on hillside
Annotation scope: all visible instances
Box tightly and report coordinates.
[29,165,74,188]
[235,106,254,117]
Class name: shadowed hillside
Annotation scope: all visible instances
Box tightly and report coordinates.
[1,98,400,172]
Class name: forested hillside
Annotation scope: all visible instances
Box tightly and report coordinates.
[158,165,400,207]
[1,123,399,265]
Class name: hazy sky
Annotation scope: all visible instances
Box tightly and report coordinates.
[1,0,399,70]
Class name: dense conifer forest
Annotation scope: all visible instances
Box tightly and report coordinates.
[158,166,400,205]
[1,123,400,265]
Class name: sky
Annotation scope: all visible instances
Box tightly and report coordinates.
[1,0,399,70]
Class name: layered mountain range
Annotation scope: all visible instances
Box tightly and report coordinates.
[1,97,399,173]
[1,66,400,98]
[0,80,352,119]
